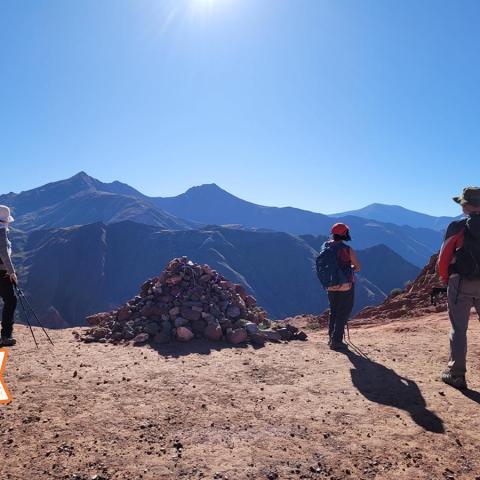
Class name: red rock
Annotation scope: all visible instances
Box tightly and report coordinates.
[204,323,223,341]
[176,327,194,342]
[86,312,112,326]
[245,296,257,308]
[353,253,446,324]
[226,328,248,344]
[92,327,110,339]
[220,280,235,291]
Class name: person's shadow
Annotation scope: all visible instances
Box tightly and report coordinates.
[461,388,480,405]
[342,349,445,434]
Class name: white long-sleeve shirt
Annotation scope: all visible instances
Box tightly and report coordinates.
[0,226,15,275]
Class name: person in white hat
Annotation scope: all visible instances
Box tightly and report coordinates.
[0,205,18,346]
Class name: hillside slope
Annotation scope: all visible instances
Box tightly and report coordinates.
[14,222,419,327]
[354,253,445,322]
[3,314,480,479]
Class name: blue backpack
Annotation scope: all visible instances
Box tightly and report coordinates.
[316,241,353,289]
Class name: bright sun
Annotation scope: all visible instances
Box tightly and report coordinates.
[194,0,217,6]
[190,0,228,16]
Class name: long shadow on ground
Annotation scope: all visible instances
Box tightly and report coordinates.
[341,349,445,434]
[461,389,480,405]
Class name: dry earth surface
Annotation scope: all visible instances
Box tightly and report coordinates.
[2,313,480,480]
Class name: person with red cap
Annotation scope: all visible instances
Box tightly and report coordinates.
[316,223,361,350]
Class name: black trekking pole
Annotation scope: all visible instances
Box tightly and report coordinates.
[345,323,368,358]
[15,286,39,348]
[15,286,55,346]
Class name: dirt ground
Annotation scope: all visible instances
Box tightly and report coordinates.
[2,312,480,480]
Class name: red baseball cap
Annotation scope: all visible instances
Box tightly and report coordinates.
[331,223,350,236]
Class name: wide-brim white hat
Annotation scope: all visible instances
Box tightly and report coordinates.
[0,205,14,223]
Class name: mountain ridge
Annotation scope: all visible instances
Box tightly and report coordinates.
[332,203,456,230]
[2,172,445,267]
[14,221,419,327]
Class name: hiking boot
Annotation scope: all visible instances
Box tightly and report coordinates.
[330,341,349,351]
[0,336,16,347]
[442,371,467,390]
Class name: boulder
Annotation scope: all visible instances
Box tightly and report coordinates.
[276,327,293,341]
[181,307,202,322]
[133,333,150,345]
[262,330,282,342]
[91,327,110,340]
[204,323,223,341]
[226,305,241,319]
[176,327,194,342]
[86,312,112,326]
[249,333,266,346]
[294,331,308,341]
[191,319,207,335]
[174,317,188,328]
[226,328,248,345]
[245,322,260,335]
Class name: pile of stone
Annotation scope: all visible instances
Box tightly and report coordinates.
[81,257,307,347]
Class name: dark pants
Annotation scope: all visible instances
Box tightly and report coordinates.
[328,286,354,343]
[0,273,17,338]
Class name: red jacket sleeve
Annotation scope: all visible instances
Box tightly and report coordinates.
[437,221,465,284]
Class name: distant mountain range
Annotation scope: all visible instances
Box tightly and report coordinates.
[1,172,447,267]
[150,184,445,267]
[0,172,195,231]
[332,203,456,231]
[1,172,451,327]
[12,222,419,327]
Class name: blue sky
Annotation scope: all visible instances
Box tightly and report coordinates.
[0,0,479,216]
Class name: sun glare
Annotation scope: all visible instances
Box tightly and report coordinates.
[191,0,229,15]
[194,0,217,6]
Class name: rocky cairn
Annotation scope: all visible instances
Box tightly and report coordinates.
[81,257,306,347]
